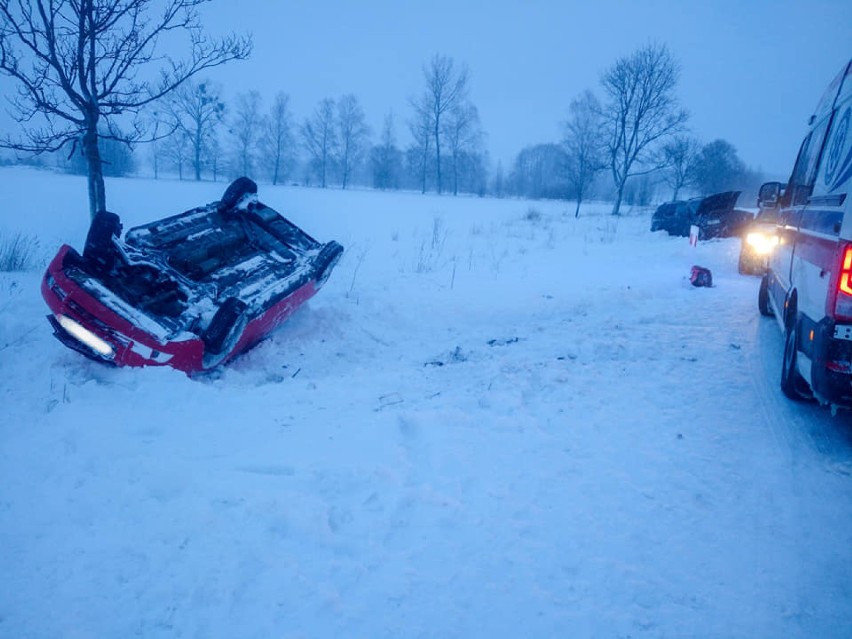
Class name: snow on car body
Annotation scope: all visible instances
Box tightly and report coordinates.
[42,178,343,373]
[759,58,852,409]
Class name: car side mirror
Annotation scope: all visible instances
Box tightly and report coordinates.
[757,182,782,209]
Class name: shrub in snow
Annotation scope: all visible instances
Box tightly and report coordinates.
[0,231,40,271]
[524,207,542,223]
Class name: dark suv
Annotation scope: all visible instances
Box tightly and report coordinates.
[692,191,754,240]
[651,191,754,239]
[650,200,691,235]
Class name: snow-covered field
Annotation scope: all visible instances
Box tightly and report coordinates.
[1,167,852,638]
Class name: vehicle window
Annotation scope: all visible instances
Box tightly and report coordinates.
[779,207,803,228]
[800,209,843,235]
[813,104,851,197]
[789,114,833,205]
[686,200,700,219]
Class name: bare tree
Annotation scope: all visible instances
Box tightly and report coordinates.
[65,132,135,177]
[407,97,432,193]
[146,110,163,179]
[370,111,401,190]
[162,129,191,180]
[418,54,469,194]
[661,135,700,200]
[510,144,568,199]
[207,131,222,182]
[562,90,606,217]
[301,98,336,188]
[335,94,369,189]
[442,102,482,196]
[165,79,224,181]
[230,90,262,177]
[261,92,295,185]
[600,43,688,215]
[456,149,488,196]
[492,161,505,198]
[0,0,251,219]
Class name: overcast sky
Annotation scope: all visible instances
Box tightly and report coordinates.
[2,0,850,178]
[191,0,851,178]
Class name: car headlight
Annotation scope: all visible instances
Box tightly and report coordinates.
[56,314,115,358]
[746,232,779,255]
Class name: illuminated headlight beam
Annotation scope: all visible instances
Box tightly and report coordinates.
[56,315,115,358]
[746,232,779,255]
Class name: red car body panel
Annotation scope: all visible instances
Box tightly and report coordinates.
[41,179,342,374]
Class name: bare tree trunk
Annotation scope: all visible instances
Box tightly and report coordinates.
[575,198,582,218]
[420,144,428,194]
[341,140,349,189]
[193,119,203,180]
[612,182,625,216]
[452,151,459,196]
[83,123,106,219]
[434,121,442,194]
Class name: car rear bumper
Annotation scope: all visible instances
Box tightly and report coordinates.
[42,246,204,371]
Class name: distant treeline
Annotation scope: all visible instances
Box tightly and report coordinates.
[2,48,767,211]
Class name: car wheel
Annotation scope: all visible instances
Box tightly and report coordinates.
[780,316,812,401]
[219,177,258,212]
[737,252,749,275]
[758,273,773,316]
[202,297,248,355]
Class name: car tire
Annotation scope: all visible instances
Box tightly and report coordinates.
[780,315,812,401]
[737,252,749,275]
[758,274,773,317]
[219,177,258,212]
[740,253,764,276]
[202,296,248,355]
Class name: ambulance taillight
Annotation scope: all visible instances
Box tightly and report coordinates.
[832,244,852,321]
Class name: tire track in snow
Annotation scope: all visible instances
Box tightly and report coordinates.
[749,313,852,468]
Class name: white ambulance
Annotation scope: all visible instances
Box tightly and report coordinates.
[759,58,852,410]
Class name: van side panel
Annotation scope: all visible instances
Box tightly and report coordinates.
[765,59,852,407]
[793,229,836,327]
[769,219,798,324]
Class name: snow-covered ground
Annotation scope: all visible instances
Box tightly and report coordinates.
[1,167,851,638]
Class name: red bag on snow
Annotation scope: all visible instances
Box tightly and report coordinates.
[690,265,713,287]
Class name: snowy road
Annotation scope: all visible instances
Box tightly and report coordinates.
[1,169,851,638]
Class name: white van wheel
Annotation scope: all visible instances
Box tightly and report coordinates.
[758,274,773,317]
[780,319,811,401]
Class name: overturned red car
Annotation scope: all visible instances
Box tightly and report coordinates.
[42,178,343,374]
